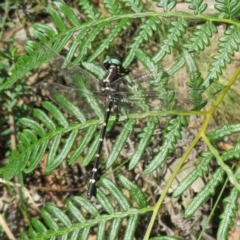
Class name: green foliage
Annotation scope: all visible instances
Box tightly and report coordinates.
[215,0,240,19]
[17,176,149,240]
[156,0,177,12]
[1,0,240,239]
[184,0,208,14]
[0,1,35,165]
[217,187,239,240]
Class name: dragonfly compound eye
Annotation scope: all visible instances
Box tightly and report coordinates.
[103,56,122,70]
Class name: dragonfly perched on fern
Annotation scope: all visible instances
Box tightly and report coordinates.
[39,44,208,199]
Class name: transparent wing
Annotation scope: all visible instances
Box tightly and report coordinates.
[39,44,106,119]
[40,45,208,119]
[48,56,102,92]
[39,43,102,91]
[41,81,107,119]
[109,52,207,113]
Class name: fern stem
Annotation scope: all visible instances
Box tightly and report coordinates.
[197,177,228,240]
[145,66,240,238]
[201,66,240,133]
[144,128,203,239]
[202,134,240,192]
[45,12,240,45]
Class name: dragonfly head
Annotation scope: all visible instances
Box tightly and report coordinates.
[103,56,122,70]
[103,56,130,76]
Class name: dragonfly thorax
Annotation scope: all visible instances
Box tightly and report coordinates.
[101,58,126,96]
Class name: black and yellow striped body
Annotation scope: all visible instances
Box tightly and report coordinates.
[87,57,130,199]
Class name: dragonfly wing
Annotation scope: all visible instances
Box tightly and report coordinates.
[39,44,107,119]
[40,81,106,119]
[39,44,102,92]
[110,67,207,113]
[49,56,102,93]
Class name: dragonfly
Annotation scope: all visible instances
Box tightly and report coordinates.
[40,45,206,199]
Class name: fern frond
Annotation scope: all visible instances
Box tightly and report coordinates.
[78,0,101,20]
[122,0,144,13]
[157,0,177,12]
[217,187,239,240]
[118,174,148,207]
[103,0,122,15]
[53,1,81,27]
[42,97,86,124]
[184,167,225,217]
[222,142,240,160]
[184,21,218,51]
[129,119,158,170]
[172,151,213,197]
[69,125,97,164]
[153,17,189,62]
[45,129,78,172]
[18,176,148,239]
[106,119,136,169]
[74,22,108,62]
[33,24,56,43]
[82,133,100,166]
[88,18,131,62]
[215,0,240,19]
[47,7,67,32]
[1,100,98,179]
[125,16,161,65]
[144,116,188,174]
[185,0,208,14]
[33,108,56,130]
[208,123,240,141]
[20,118,46,137]
[204,25,240,86]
